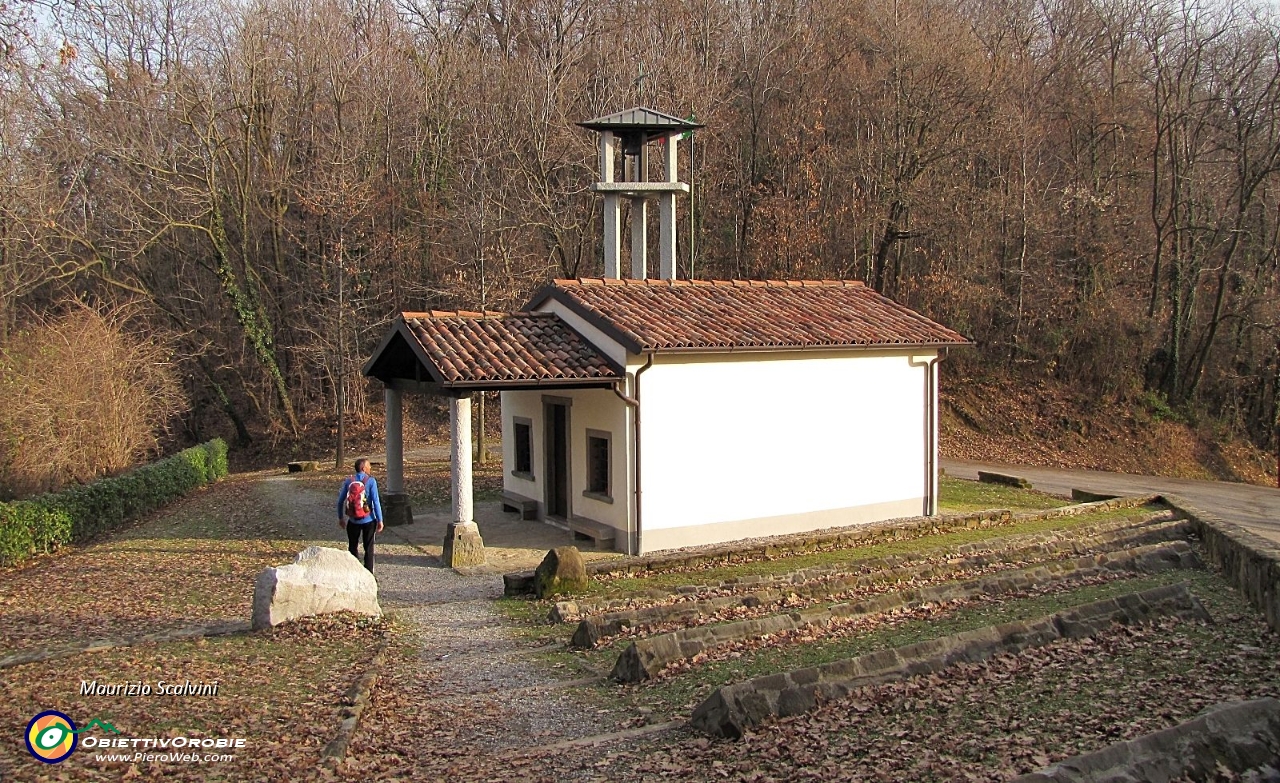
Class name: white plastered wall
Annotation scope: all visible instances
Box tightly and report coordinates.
[637,349,937,552]
[500,387,633,540]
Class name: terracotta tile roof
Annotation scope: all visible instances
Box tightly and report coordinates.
[530,279,971,353]
[399,311,622,388]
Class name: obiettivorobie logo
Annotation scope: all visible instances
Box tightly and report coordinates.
[24,710,245,765]
[25,711,120,764]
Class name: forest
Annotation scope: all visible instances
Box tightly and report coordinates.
[0,0,1277,492]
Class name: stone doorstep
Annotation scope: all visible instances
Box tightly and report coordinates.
[688,581,1211,739]
[1009,697,1280,782]
[557,511,1190,633]
[501,490,538,521]
[609,541,1201,683]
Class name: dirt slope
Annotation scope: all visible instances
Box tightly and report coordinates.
[941,375,1276,486]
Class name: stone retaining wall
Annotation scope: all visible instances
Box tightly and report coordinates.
[507,497,1164,597]
[591,496,1160,579]
[580,508,1011,578]
[1011,495,1161,521]
[1163,495,1280,634]
[1010,698,1280,782]
[611,542,1201,682]
[560,512,1190,639]
[689,582,1212,739]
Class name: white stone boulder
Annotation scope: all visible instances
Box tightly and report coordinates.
[252,546,381,630]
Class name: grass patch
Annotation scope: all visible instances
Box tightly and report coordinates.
[0,476,316,656]
[604,566,1279,783]
[617,569,1211,718]
[0,613,386,781]
[495,597,566,645]
[400,460,504,507]
[938,475,1069,513]
[293,459,505,508]
[576,504,1163,600]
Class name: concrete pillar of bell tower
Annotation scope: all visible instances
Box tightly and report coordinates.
[631,198,648,280]
[604,194,621,279]
[600,132,621,278]
[659,136,679,280]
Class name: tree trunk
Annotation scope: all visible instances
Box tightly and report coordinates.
[210,201,300,436]
[872,199,906,294]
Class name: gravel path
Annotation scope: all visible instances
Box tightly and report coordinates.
[257,472,615,754]
[943,458,1280,544]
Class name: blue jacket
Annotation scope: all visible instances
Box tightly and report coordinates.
[337,472,383,525]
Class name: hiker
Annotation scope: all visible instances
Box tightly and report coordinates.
[337,458,383,573]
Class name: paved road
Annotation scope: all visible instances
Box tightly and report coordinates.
[943,458,1280,544]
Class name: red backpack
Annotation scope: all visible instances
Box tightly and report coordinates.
[344,478,371,519]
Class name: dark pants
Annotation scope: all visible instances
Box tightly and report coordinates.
[346,521,376,572]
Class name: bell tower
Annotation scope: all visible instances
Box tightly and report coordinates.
[579,108,702,280]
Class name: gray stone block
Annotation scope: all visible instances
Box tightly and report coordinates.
[503,570,534,597]
[978,470,1032,488]
[1010,698,1280,782]
[382,492,414,527]
[252,546,381,630]
[441,521,485,568]
[534,546,588,598]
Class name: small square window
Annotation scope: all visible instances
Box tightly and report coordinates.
[513,419,533,479]
[585,430,611,502]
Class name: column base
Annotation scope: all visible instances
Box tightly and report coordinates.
[441,521,485,568]
[383,493,414,526]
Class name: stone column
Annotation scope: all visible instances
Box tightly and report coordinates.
[382,386,413,526]
[385,387,404,492]
[451,394,472,525]
[442,393,484,567]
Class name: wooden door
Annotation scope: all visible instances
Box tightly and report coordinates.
[544,402,569,518]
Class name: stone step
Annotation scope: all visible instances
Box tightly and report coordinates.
[689,581,1212,739]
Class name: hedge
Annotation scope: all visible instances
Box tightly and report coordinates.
[0,439,228,567]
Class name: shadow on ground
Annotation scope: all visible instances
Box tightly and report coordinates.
[380,500,623,573]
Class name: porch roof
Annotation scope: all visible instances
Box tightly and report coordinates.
[527,278,972,354]
[362,310,623,391]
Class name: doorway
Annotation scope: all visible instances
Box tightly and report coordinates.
[544,401,570,518]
